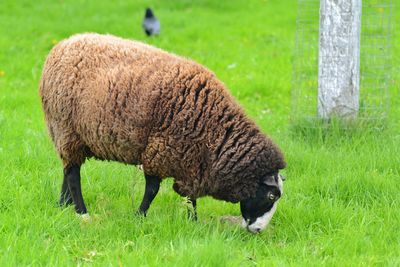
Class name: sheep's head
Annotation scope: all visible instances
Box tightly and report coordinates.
[240,173,284,233]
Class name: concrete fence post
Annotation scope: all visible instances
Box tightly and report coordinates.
[317,0,362,119]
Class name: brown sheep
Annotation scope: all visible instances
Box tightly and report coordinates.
[39,33,286,233]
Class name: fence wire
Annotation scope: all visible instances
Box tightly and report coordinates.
[292,0,393,126]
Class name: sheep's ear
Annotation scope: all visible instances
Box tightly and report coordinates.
[262,175,277,186]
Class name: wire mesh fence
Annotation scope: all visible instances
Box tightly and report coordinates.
[292,0,393,128]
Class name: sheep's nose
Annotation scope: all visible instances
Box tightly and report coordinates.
[255,227,261,233]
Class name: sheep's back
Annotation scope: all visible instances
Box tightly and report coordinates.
[40,33,191,164]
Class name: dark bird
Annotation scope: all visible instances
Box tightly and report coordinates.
[142,8,160,36]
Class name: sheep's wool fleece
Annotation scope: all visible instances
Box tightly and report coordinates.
[40,33,285,203]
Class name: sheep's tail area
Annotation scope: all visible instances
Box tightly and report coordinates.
[39,46,89,168]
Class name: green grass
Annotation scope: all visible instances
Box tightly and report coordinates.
[1,0,400,266]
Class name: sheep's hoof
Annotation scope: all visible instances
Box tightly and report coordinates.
[187,211,198,221]
[77,213,91,222]
[135,210,147,217]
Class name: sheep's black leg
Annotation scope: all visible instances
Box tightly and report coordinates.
[59,174,73,206]
[187,197,197,221]
[138,174,161,216]
[65,164,87,214]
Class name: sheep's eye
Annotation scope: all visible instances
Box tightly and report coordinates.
[268,193,276,201]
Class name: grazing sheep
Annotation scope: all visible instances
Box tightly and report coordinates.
[39,33,286,233]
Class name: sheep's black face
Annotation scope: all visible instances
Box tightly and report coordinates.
[240,174,284,233]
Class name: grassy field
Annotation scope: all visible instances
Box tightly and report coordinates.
[1,0,400,266]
